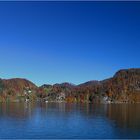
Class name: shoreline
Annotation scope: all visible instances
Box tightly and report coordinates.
[1,100,140,104]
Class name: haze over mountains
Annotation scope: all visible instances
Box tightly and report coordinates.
[0,68,140,103]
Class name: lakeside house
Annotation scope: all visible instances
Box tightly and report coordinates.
[24,87,32,102]
[56,92,65,101]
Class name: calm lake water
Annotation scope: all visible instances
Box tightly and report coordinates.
[0,102,140,139]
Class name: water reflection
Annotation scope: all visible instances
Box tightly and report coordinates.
[1,102,139,126]
[0,102,140,138]
[0,102,36,119]
[106,104,140,129]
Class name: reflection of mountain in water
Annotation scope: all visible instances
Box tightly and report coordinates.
[0,103,36,119]
[106,104,140,129]
[0,103,140,139]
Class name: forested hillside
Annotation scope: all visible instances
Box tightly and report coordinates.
[0,68,140,103]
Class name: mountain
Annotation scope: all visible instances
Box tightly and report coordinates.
[39,68,140,103]
[101,68,140,103]
[0,68,140,103]
[78,80,101,87]
[53,82,76,88]
[0,78,38,102]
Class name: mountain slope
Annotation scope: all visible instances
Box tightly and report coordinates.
[0,78,38,102]
[0,68,140,103]
[101,68,140,102]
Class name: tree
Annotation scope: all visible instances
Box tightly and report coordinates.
[0,80,4,93]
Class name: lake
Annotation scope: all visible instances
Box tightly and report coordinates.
[0,102,140,139]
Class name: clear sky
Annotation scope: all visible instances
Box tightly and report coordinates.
[0,1,140,86]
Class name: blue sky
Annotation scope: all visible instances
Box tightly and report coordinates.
[0,1,140,86]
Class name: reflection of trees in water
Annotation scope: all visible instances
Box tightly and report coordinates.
[42,103,108,118]
[44,103,140,130]
[106,104,140,129]
[0,102,36,119]
[1,102,139,130]
[0,102,108,120]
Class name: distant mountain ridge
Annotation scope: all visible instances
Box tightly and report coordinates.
[0,68,140,103]
[78,80,101,87]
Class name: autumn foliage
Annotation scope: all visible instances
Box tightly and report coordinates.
[0,68,140,103]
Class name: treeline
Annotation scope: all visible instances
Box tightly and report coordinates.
[0,68,140,103]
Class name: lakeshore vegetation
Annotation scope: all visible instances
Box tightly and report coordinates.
[0,68,140,103]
